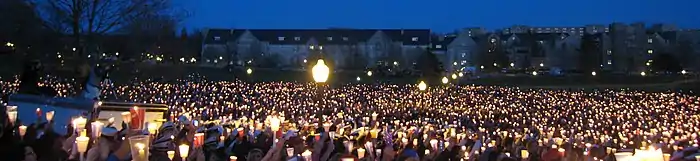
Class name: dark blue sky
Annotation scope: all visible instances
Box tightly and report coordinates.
[176,0,697,33]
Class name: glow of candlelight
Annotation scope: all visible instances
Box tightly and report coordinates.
[179,144,189,159]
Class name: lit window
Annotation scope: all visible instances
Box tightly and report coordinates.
[461,60,466,65]
[342,37,348,41]
[647,49,653,54]
[607,60,612,65]
[411,37,419,41]
[327,37,333,41]
[490,39,496,43]
[278,37,285,41]
[294,37,301,41]
[647,38,652,44]
[214,36,221,41]
[607,50,612,55]
[436,45,442,49]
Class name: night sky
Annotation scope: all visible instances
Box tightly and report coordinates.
[177,0,698,33]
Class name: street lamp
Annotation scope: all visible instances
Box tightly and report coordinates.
[591,71,597,76]
[640,71,646,76]
[532,71,538,76]
[312,59,330,83]
[540,63,544,67]
[367,71,373,77]
[246,68,253,75]
[510,63,515,67]
[312,59,330,122]
[681,70,687,75]
[417,81,427,91]
[356,76,361,82]
[451,74,457,79]
[442,77,449,84]
[5,42,14,47]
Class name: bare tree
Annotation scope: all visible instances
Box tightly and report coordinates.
[37,0,186,57]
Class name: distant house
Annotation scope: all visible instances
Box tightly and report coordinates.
[200,29,431,69]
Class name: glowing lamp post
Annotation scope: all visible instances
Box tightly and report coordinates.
[367,71,373,76]
[246,68,253,75]
[418,81,427,91]
[312,59,330,83]
[312,59,330,121]
[451,73,458,79]
[442,77,449,84]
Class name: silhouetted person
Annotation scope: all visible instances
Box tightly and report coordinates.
[17,60,42,95]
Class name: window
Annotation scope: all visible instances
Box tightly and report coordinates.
[294,37,301,41]
[647,38,652,44]
[214,36,221,41]
[278,37,285,41]
[327,37,333,41]
[411,37,419,41]
[342,37,348,41]
[461,53,466,58]
[490,39,496,43]
[607,50,612,55]
[607,60,612,65]
[435,45,442,49]
[647,49,653,54]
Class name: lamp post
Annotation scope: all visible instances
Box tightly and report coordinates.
[312,59,330,123]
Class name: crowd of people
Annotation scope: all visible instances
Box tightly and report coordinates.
[1,74,700,161]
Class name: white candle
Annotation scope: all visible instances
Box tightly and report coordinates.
[357,148,366,158]
[73,117,87,133]
[91,122,104,138]
[76,135,90,153]
[18,125,27,137]
[179,144,189,159]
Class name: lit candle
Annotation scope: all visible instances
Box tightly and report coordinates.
[46,111,55,122]
[7,106,17,124]
[357,148,366,158]
[136,143,146,157]
[73,117,87,133]
[179,144,189,159]
[18,125,27,138]
[167,151,175,161]
[521,149,529,159]
[302,150,312,161]
[370,129,379,139]
[286,148,295,157]
[91,121,104,138]
[147,122,157,134]
[76,135,90,153]
[121,112,131,124]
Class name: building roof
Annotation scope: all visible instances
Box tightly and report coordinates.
[204,29,431,45]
